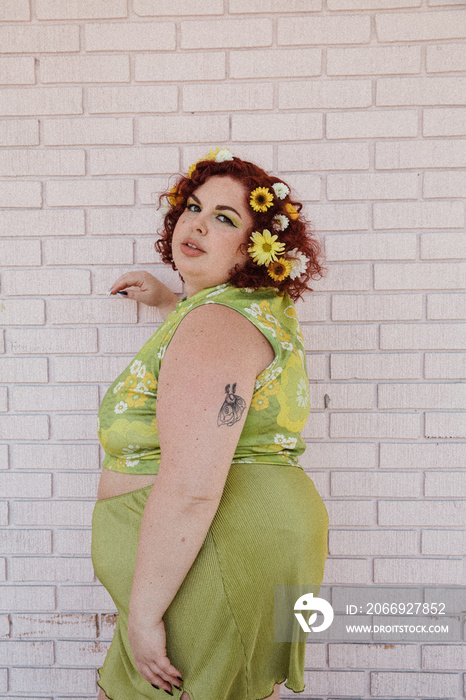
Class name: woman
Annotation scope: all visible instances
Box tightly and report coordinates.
[92,147,329,700]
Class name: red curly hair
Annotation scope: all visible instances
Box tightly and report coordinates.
[154,155,325,303]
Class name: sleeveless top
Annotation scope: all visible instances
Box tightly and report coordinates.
[97,282,310,474]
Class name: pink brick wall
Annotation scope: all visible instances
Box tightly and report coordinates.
[0,1,465,698]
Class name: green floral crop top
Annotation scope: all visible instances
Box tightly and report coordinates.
[97,282,310,474]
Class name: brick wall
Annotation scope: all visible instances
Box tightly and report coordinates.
[0,1,465,698]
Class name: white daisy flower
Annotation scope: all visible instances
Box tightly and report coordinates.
[274,434,298,450]
[114,401,128,414]
[113,381,124,394]
[130,360,142,375]
[272,214,290,232]
[125,458,139,468]
[281,341,294,351]
[136,364,146,380]
[244,302,262,318]
[272,182,290,200]
[296,378,309,408]
[287,248,308,280]
[215,148,234,162]
[122,445,140,455]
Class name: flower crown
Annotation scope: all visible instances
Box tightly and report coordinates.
[160,146,307,283]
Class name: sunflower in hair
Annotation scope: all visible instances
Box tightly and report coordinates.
[250,187,274,213]
[267,257,292,282]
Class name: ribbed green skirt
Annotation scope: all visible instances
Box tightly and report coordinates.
[91,463,329,700]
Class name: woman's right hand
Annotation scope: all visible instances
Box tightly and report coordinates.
[108,270,179,311]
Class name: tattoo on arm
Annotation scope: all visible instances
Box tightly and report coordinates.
[217,383,246,427]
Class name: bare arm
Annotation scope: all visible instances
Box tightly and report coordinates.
[127,304,262,690]
[109,270,179,321]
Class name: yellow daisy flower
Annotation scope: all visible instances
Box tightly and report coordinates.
[284,202,299,220]
[248,230,285,266]
[187,146,231,178]
[267,257,292,282]
[168,185,184,207]
[249,187,274,213]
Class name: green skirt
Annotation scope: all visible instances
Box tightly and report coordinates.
[91,463,329,700]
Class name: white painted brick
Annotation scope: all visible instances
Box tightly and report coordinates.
[11,443,99,470]
[54,529,92,555]
[328,172,419,202]
[332,470,420,496]
[88,85,177,114]
[41,55,129,84]
[309,383,374,409]
[422,231,466,259]
[427,44,466,73]
[232,112,322,142]
[296,296,327,323]
[326,232,417,260]
[0,148,85,176]
[52,413,98,441]
[88,207,158,234]
[329,529,418,555]
[0,503,8,526]
[0,209,85,237]
[311,263,372,291]
[0,358,47,383]
[425,412,466,438]
[381,323,466,350]
[0,388,7,412]
[101,612,117,638]
[0,0,30,20]
[56,639,110,666]
[425,353,466,379]
[327,46,420,76]
[93,264,177,297]
[90,146,177,175]
[133,238,165,263]
[135,51,225,82]
[85,21,175,51]
[331,412,420,439]
[10,668,96,694]
[429,0,464,4]
[11,556,94,583]
[380,442,465,469]
[0,181,42,208]
[0,640,53,665]
[9,328,97,355]
[329,0,420,7]
[279,79,371,109]
[375,558,462,585]
[302,412,327,439]
[3,269,90,296]
[0,24,80,53]
[0,529,51,554]
[378,500,464,526]
[424,171,466,199]
[37,0,128,19]
[374,202,464,230]
[422,645,466,670]
[329,643,418,670]
[13,500,95,527]
[427,294,466,320]
[379,382,466,409]
[136,0,223,14]
[98,327,163,354]
[0,331,5,353]
[0,299,44,325]
[0,56,35,85]
[0,119,39,146]
[279,143,369,172]
[422,530,465,555]
[43,117,133,146]
[183,82,273,112]
[331,353,421,379]
[278,15,370,45]
[302,324,377,351]
[321,559,370,584]
[48,298,136,324]
[425,471,466,497]
[12,385,99,412]
[0,87,82,116]
[0,586,55,612]
[44,238,133,267]
[46,180,134,207]
[377,77,466,106]
[230,48,321,79]
[0,237,41,263]
[327,109,417,139]
[137,176,172,206]
[53,473,99,499]
[0,615,9,636]
[376,10,466,41]
[181,18,272,49]
[140,115,229,144]
[54,355,133,383]
[231,0,320,10]
[0,415,49,440]
[59,585,116,611]
[375,262,466,290]
[14,612,97,638]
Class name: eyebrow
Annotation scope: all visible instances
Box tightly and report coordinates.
[189,193,242,220]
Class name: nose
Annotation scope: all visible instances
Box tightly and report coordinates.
[192,209,209,235]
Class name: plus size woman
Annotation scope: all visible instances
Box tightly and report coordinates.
[92,148,329,700]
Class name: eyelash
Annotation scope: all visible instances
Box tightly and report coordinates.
[186,203,236,227]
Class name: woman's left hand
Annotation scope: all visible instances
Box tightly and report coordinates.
[127,613,183,692]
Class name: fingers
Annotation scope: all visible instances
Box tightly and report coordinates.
[107,271,148,295]
[143,661,183,694]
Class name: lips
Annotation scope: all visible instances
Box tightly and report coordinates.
[182,238,205,252]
